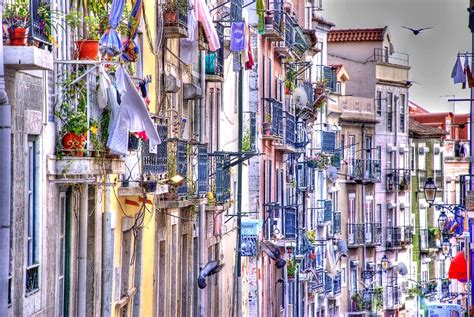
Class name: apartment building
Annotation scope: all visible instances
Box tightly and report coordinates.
[328,27,412,316]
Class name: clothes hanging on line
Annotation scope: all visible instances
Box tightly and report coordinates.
[451,56,465,85]
[196,0,221,52]
[230,22,246,52]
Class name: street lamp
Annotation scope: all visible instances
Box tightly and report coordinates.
[381,254,390,271]
[438,211,449,232]
[424,177,437,204]
[442,238,451,256]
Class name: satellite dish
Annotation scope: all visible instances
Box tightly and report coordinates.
[294,87,308,107]
[326,166,338,183]
[397,262,408,276]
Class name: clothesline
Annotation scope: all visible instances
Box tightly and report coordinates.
[457,52,474,57]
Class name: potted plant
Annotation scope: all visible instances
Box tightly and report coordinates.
[162,0,189,25]
[306,154,330,170]
[286,259,296,279]
[307,230,316,244]
[263,113,272,136]
[351,292,365,311]
[3,0,29,46]
[143,174,157,193]
[61,110,88,157]
[66,10,103,60]
[285,68,297,95]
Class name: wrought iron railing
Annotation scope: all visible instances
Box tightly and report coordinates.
[347,159,381,182]
[293,25,310,56]
[143,123,168,174]
[324,273,333,294]
[284,13,295,48]
[302,81,315,106]
[243,112,257,152]
[384,286,401,309]
[205,24,224,77]
[386,227,402,248]
[25,264,39,295]
[420,229,440,250]
[262,98,284,138]
[386,169,411,192]
[460,174,471,208]
[374,48,409,67]
[295,122,309,148]
[284,206,297,239]
[366,223,382,245]
[176,140,188,196]
[441,279,450,298]
[421,280,438,296]
[347,223,364,246]
[30,0,51,45]
[209,154,231,204]
[403,225,414,245]
[271,0,283,34]
[296,162,314,192]
[284,112,296,147]
[197,144,208,195]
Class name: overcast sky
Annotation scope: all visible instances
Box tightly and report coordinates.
[323,0,472,113]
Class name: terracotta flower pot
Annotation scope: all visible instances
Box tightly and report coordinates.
[163,12,178,25]
[62,132,86,157]
[263,122,272,136]
[76,40,99,60]
[8,27,28,46]
[285,86,291,95]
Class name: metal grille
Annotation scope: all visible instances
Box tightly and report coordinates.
[231,0,242,22]
[284,14,294,48]
[176,141,188,196]
[284,207,296,239]
[30,0,51,45]
[214,154,231,204]
[285,112,295,147]
[143,124,168,174]
[197,144,208,195]
[25,264,39,294]
[321,131,336,153]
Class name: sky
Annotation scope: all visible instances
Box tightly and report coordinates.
[323,0,472,113]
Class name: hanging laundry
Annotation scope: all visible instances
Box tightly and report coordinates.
[205,52,217,75]
[196,0,221,52]
[230,22,246,52]
[121,0,143,62]
[465,55,474,88]
[108,66,161,155]
[245,28,254,70]
[98,65,112,109]
[241,24,249,65]
[451,56,466,85]
[99,0,126,57]
[256,0,265,35]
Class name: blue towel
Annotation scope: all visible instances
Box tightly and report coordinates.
[451,56,466,85]
[230,22,245,52]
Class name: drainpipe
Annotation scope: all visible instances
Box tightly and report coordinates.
[0,1,11,314]
[102,176,114,317]
[236,67,244,317]
[198,49,206,317]
[361,124,367,281]
[77,184,89,316]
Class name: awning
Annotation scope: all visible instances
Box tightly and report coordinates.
[448,252,467,283]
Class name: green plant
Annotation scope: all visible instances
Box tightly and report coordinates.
[407,286,421,297]
[162,0,189,15]
[428,227,441,239]
[287,259,296,278]
[372,288,383,310]
[306,230,316,244]
[264,113,272,123]
[62,110,88,135]
[3,0,30,29]
[351,292,365,311]
[285,68,297,92]
[242,130,251,152]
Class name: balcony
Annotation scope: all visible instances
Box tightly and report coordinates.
[4,0,53,71]
[350,288,383,312]
[403,226,414,245]
[324,273,333,295]
[347,159,381,183]
[294,81,316,119]
[333,211,341,235]
[420,229,440,252]
[365,223,382,246]
[421,280,438,297]
[292,25,310,58]
[163,2,188,38]
[347,224,365,247]
[460,174,472,209]
[386,169,411,192]
[205,50,224,82]
[384,286,401,310]
[275,112,296,153]
[262,98,284,140]
[374,48,409,84]
[209,153,231,205]
[49,62,125,177]
[262,0,284,41]
[333,272,341,295]
[243,112,257,153]
[441,279,451,299]
[374,48,409,67]
[274,15,292,58]
[445,140,469,161]
[386,227,402,249]
[296,162,314,192]
[295,122,310,149]
[284,206,297,239]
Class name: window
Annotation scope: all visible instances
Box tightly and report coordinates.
[376,204,382,223]
[387,92,393,132]
[26,139,39,295]
[376,91,382,116]
[400,94,406,132]
[336,82,341,94]
[348,135,355,174]
[350,266,358,291]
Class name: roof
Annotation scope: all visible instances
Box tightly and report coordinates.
[314,16,336,28]
[328,27,387,42]
[409,118,448,139]
[331,64,350,81]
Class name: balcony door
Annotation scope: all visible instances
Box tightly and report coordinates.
[348,194,356,244]
[348,135,355,175]
[365,198,374,243]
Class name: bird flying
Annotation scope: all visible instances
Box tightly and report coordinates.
[198,260,224,289]
[261,240,286,269]
[401,26,433,35]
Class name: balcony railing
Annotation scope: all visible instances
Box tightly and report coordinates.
[347,224,365,246]
[365,223,382,246]
[29,0,51,45]
[325,273,333,295]
[441,279,450,299]
[302,80,315,107]
[262,98,284,138]
[197,144,208,195]
[284,206,297,239]
[460,174,472,208]
[421,280,438,297]
[420,229,440,251]
[209,154,231,204]
[403,226,414,245]
[143,123,168,175]
[275,112,296,151]
[284,13,295,47]
[296,162,314,192]
[351,288,383,312]
[293,25,310,57]
[347,159,381,183]
[386,227,402,248]
[386,169,411,192]
[295,122,309,148]
[333,272,341,295]
[243,112,257,153]
[374,48,409,67]
[25,264,39,295]
[384,286,401,310]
